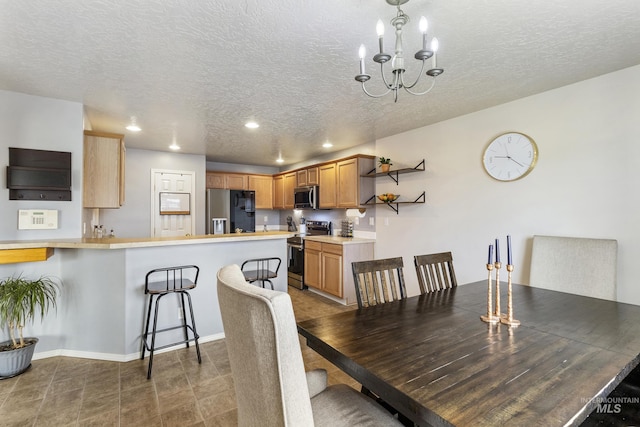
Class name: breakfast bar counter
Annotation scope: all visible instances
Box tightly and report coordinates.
[0,232,293,361]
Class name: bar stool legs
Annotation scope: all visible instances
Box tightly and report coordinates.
[141,265,201,379]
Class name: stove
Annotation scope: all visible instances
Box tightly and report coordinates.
[287,220,332,289]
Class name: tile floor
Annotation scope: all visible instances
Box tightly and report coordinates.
[0,287,357,426]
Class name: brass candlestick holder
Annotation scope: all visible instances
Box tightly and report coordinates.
[494,261,502,319]
[500,264,520,327]
[481,263,500,323]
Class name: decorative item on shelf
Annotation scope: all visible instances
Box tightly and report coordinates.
[500,235,520,326]
[377,193,399,203]
[0,275,59,378]
[378,157,393,173]
[355,0,444,102]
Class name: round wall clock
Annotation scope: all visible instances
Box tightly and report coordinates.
[482,132,538,181]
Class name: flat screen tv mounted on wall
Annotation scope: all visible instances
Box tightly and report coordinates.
[6,147,72,201]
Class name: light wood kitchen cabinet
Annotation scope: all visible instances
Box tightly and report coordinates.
[206,172,247,189]
[304,240,322,289]
[248,174,273,209]
[272,174,285,209]
[297,167,319,187]
[304,239,374,304]
[336,157,374,208]
[306,166,319,185]
[83,130,125,208]
[284,172,296,209]
[318,162,337,208]
[296,169,307,187]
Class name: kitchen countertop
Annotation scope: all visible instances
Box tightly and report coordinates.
[0,231,295,250]
[303,235,375,245]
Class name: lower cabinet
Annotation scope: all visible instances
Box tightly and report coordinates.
[304,239,374,305]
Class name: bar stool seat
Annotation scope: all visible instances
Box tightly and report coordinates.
[141,265,201,379]
[241,257,281,290]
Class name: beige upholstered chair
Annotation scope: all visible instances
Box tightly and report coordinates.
[217,264,402,427]
[351,257,406,309]
[414,252,457,294]
[529,235,617,300]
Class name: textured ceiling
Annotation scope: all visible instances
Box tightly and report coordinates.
[2,0,640,167]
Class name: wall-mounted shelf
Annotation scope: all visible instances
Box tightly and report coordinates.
[362,159,425,185]
[364,192,426,214]
[0,247,54,264]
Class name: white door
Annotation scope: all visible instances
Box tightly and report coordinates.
[151,170,196,237]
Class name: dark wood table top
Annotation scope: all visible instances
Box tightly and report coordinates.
[297,282,640,427]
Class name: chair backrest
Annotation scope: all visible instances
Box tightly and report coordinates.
[529,235,617,300]
[241,257,282,280]
[414,252,457,294]
[145,265,199,294]
[351,257,406,308]
[217,264,314,426]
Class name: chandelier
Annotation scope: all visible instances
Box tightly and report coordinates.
[355,0,444,102]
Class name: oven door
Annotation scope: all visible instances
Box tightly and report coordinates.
[287,241,306,289]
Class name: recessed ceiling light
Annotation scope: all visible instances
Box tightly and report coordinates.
[126,116,141,132]
[245,121,259,129]
[276,157,284,163]
[169,143,180,150]
[323,141,333,148]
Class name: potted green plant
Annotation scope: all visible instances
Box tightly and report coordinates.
[0,274,58,378]
[378,157,393,172]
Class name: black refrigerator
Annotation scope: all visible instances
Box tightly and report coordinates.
[205,189,255,234]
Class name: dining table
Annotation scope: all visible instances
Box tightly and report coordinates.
[297,281,640,426]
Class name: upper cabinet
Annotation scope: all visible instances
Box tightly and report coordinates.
[319,156,374,209]
[272,174,285,209]
[336,157,374,208]
[248,174,273,209]
[296,166,318,187]
[318,163,337,208]
[206,172,247,190]
[283,172,296,209]
[83,130,125,208]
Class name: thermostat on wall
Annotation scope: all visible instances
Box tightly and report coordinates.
[18,209,59,230]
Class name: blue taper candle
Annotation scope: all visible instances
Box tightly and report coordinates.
[488,244,493,264]
[495,238,500,263]
[507,235,512,265]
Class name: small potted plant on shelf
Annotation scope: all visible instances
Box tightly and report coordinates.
[378,157,393,173]
[0,274,59,379]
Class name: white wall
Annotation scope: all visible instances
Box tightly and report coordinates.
[375,65,640,305]
[0,90,84,240]
[98,148,207,237]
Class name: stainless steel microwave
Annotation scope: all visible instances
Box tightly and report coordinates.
[294,186,318,209]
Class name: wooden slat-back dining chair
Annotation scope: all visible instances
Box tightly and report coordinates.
[414,252,457,294]
[351,257,406,309]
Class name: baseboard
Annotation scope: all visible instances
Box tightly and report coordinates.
[32,332,226,362]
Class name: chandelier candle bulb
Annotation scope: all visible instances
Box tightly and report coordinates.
[431,38,439,68]
[419,16,428,50]
[377,20,385,53]
[359,45,366,74]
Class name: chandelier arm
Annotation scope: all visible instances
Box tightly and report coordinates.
[379,63,395,90]
[361,82,393,98]
[403,77,437,96]
[399,60,428,90]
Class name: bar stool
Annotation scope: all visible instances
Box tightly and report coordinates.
[141,265,201,379]
[241,257,281,290]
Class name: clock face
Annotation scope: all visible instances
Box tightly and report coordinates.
[482,132,538,181]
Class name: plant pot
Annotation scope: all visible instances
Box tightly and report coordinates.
[380,164,390,173]
[0,338,38,379]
